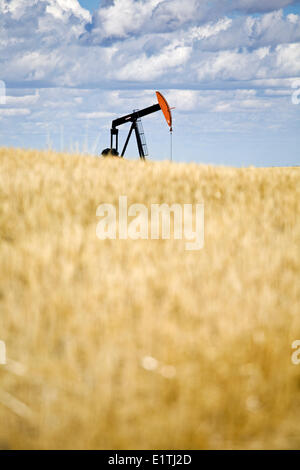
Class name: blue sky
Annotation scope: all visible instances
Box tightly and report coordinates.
[0,0,300,166]
[80,0,100,10]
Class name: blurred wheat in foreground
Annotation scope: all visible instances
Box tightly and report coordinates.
[0,148,299,450]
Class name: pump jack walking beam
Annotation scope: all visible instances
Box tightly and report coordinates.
[110,104,161,160]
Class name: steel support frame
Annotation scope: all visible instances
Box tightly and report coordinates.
[109,103,161,160]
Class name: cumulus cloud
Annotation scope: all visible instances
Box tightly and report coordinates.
[0,0,300,87]
[85,0,300,39]
[0,108,30,115]
[0,0,90,20]
[194,43,300,81]
[191,10,300,52]
[5,91,40,105]
[77,111,116,119]
[1,0,300,87]
[232,0,299,14]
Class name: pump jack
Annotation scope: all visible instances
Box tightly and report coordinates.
[102,91,173,160]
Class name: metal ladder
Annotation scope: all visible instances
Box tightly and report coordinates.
[134,110,149,157]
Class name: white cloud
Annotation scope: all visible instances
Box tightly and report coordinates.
[233,0,298,13]
[276,42,300,75]
[264,88,292,95]
[117,40,192,81]
[45,0,91,21]
[86,0,300,39]
[189,18,232,41]
[77,111,116,119]
[1,1,300,87]
[287,13,299,23]
[195,43,300,81]
[0,108,30,116]
[190,10,300,52]
[5,91,40,105]
[93,0,161,38]
[0,0,90,21]
[165,90,200,111]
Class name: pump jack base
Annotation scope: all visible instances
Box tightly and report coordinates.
[101,148,121,158]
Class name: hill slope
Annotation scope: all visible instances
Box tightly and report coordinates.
[0,148,299,449]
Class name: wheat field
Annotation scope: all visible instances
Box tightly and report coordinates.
[0,147,299,450]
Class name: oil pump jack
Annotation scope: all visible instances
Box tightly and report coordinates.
[101,91,173,160]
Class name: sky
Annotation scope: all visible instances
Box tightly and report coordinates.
[0,0,300,166]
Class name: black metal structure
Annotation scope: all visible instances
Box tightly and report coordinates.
[110,103,161,160]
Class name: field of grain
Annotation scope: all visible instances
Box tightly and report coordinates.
[0,147,299,450]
